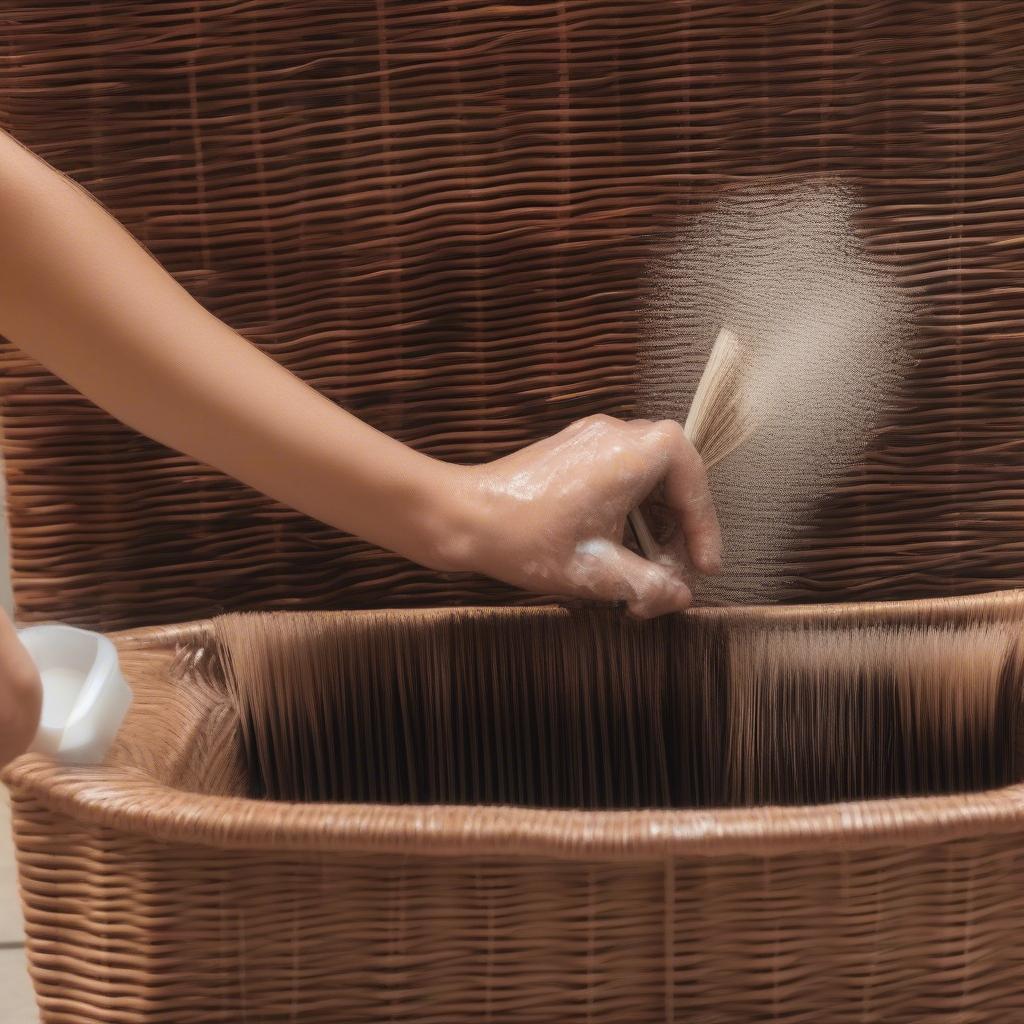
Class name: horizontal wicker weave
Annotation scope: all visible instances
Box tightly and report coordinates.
[5,3,1024,1022]
[6,593,1024,1023]
[1,0,1024,630]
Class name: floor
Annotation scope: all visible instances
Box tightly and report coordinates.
[0,790,38,1023]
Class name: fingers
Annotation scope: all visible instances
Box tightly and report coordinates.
[565,538,693,618]
[555,414,722,579]
[639,421,722,575]
[501,413,719,614]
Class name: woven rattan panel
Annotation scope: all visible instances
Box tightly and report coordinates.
[1,2,1022,630]
[13,803,1024,1024]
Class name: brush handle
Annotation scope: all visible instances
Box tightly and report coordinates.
[627,507,659,561]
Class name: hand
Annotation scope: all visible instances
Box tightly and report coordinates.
[0,609,41,768]
[437,415,722,618]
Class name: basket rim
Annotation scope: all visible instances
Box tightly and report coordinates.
[6,589,1024,862]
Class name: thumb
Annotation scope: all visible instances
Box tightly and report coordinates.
[564,538,693,618]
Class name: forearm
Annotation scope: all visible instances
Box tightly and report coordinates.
[0,130,463,566]
[0,131,721,619]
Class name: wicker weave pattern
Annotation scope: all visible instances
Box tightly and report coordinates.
[8,595,1024,1021]
[1,1,1023,629]
[12,797,1024,1024]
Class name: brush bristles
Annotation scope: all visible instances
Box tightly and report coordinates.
[628,326,752,559]
[683,327,756,468]
[204,608,1023,810]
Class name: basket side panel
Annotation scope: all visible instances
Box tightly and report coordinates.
[1,2,1023,627]
[11,792,1024,1023]
[669,839,1024,1021]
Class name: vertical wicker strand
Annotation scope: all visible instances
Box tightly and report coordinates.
[372,0,407,429]
[186,0,211,269]
[664,855,676,1022]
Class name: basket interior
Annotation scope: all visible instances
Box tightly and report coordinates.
[115,602,1024,813]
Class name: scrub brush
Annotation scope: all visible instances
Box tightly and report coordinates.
[628,325,754,559]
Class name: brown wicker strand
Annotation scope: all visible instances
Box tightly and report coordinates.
[2,0,1023,628]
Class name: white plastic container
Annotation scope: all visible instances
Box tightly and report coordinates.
[18,624,132,765]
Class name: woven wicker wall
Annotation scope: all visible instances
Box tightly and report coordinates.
[0,1,1022,630]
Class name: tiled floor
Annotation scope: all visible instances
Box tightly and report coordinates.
[0,791,38,1024]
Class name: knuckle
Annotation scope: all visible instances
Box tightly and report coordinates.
[652,419,689,452]
[570,413,625,439]
[655,418,685,439]
[651,421,706,475]
[567,413,605,432]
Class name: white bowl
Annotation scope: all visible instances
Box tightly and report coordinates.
[18,624,132,765]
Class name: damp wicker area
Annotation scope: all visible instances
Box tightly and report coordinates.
[7,591,1024,1023]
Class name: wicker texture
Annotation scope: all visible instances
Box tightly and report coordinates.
[8,593,1024,1023]
[1,1,1023,629]
[10,810,1024,1024]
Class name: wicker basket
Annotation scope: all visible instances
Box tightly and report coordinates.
[4,1,1024,1021]
[6,593,1024,1023]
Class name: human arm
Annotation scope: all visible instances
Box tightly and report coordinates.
[0,129,720,619]
[0,609,41,768]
